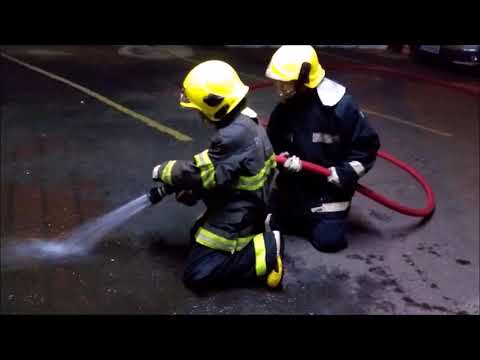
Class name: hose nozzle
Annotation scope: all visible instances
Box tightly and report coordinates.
[148,184,174,205]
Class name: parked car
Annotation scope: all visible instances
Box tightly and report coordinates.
[411,45,480,67]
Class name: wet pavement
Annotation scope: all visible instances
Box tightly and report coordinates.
[1,45,479,314]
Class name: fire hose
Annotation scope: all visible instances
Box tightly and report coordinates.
[148,151,436,218]
[275,151,436,218]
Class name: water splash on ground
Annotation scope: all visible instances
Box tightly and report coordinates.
[1,194,152,270]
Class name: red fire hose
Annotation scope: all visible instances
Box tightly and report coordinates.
[275,152,436,218]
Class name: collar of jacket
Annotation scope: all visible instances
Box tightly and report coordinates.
[240,107,257,119]
[214,101,256,129]
[316,77,346,106]
[214,112,240,129]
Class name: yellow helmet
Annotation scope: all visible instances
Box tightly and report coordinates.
[265,45,325,88]
[180,60,249,122]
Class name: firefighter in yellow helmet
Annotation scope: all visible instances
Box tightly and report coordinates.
[265,46,381,253]
[150,60,284,292]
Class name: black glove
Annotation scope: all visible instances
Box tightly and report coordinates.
[148,183,174,205]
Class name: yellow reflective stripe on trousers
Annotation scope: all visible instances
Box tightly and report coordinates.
[236,155,277,191]
[195,226,254,253]
[194,150,216,190]
[160,160,176,185]
[253,233,267,276]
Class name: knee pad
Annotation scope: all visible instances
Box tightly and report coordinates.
[310,217,348,253]
[182,269,211,292]
[182,253,218,292]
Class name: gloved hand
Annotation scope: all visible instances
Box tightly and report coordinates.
[282,152,302,173]
[327,167,341,187]
[148,183,174,205]
[175,190,199,207]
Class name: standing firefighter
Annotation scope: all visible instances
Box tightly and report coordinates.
[150,60,283,292]
[265,45,380,253]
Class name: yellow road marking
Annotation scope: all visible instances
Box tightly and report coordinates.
[363,107,453,137]
[0,52,193,142]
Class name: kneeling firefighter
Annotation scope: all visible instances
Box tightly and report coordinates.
[265,45,381,253]
[150,60,284,291]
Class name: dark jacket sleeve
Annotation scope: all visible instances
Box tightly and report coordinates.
[156,125,246,192]
[266,106,288,155]
[332,95,381,191]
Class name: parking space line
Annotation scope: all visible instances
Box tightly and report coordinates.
[0,53,193,142]
[363,107,453,137]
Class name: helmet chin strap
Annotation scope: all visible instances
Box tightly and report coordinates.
[295,62,311,93]
[198,111,211,126]
[298,62,311,84]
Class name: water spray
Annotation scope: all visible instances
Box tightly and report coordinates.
[1,186,168,270]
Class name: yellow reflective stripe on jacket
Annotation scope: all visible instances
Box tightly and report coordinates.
[235,154,276,191]
[253,233,267,276]
[195,226,254,254]
[194,150,216,190]
[160,160,177,185]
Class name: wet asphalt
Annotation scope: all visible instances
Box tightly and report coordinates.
[1,45,478,314]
